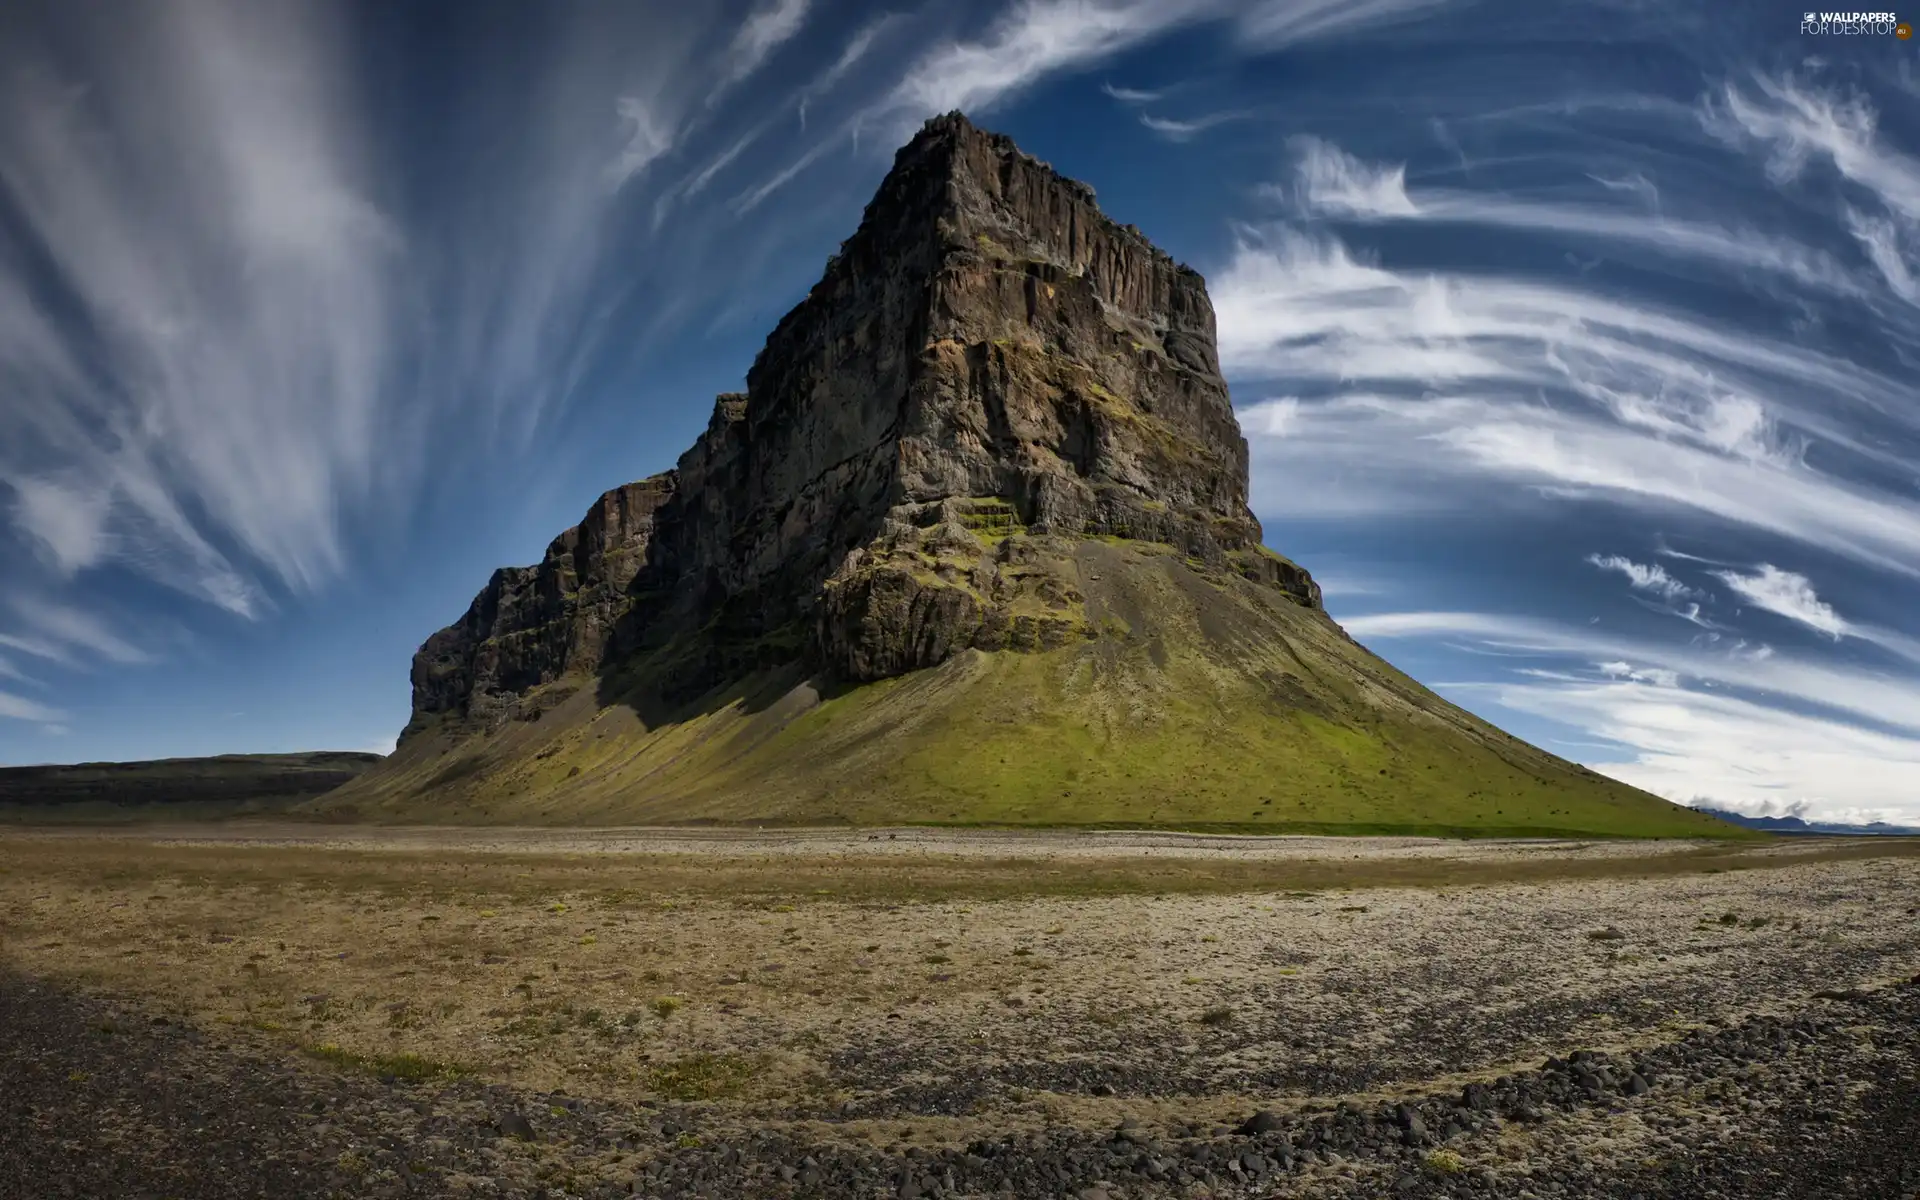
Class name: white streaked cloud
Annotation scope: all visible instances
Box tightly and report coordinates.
[1705,74,1920,312]
[0,0,386,616]
[1465,670,1920,824]
[1140,109,1251,141]
[885,0,1453,126]
[731,138,839,214]
[0,689,68,725]
[884,0,1219,127]
[798,13,896,126]
[8,475,112,576]
[1348,610,1920,821]
[0,597,151,667]
[1236,0,1453,48]
[1290,136,1418,216]
[1217,228,1920,573]
[607,97,677,188]
[1586,554,1701,602]
[725,0,814,85]
[1595,661,1680,689]
[746,0,1462,214]
[0,2,716,634]
[1342,610,1920,737]
[660,13,896,224]
[1712,564,1848,640]
[1283,137,1873,300]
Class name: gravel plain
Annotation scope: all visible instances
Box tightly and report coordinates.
[2,827,1917,1198]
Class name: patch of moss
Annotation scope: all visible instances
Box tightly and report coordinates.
[646,1052,763,1101]
[957,498,1023,538]
[303,1043,467,1082]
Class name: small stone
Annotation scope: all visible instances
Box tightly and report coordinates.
[496,1112,537,1142]
[1398,1105,1427,1143]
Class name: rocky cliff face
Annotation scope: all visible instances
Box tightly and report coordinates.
[405,112,1318,742]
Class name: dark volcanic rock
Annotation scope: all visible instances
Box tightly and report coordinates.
[403,112,1318,742]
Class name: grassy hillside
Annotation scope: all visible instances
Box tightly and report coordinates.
[328,537,1743,839]
[0,752,383,821]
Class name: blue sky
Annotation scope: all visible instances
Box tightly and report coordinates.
[1,1,1916,824]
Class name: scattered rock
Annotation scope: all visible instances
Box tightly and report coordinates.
[496,1112,537,1142]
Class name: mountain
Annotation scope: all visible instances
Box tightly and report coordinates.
[1696,808,1919,836]
[325,113,1741,839]
[0,752,382,818]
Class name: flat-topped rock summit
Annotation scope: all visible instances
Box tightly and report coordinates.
[334,114,1735,839]
[407,112,1311,735]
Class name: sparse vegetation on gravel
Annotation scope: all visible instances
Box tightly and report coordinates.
[3,828,1917,1197]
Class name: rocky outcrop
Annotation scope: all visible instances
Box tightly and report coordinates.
[404,112,1318,742]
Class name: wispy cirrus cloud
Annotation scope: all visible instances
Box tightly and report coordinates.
[8,475,113,577]
[1468,667,1920,824]
[607,97,678,188]
[0,597,151,668]
[1344,610,1920,820]
[1217,227,1920,573]
[1283,136,1873,300]
[1713,564,1848,639]
[676,13,898,219]
[1288,136,1419,216]
[1585,554,1702,602]
[741,0,1466,216]
[1215,66,1919,825]
[1235,0,1454,48]
[0,689,67,725]
[1140,109,1252,141]
[0,1,391,617]
[725,0,815,85]
[883,0,1218,128]
[0,1,719,639]
[1342,609,1920,735]
[1706,74,1920,327]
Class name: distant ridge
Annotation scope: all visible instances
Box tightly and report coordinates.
[326,113,1745,840]
[0,752,382,816]
[1697,807,1920,837]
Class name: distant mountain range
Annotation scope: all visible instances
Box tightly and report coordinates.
[1697,807,1920,836]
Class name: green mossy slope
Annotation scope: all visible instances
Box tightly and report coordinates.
[327,537,1742,840]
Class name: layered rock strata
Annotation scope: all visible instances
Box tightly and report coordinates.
[407,112,1316,740]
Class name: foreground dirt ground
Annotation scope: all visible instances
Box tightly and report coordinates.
[3,827,1918,1198]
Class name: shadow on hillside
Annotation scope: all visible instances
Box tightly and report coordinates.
[586,582,858,734]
